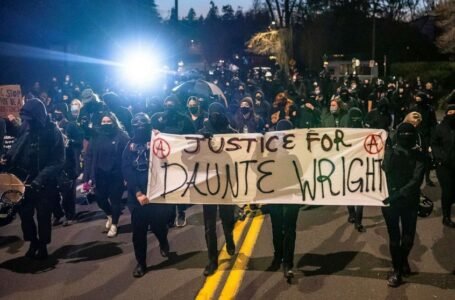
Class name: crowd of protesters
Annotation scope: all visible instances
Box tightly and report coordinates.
[1,61,454,286]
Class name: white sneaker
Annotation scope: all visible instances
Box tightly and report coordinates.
[107,224,117,238]
[105,216,113,230]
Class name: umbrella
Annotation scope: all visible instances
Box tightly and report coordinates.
[172,79,227,107]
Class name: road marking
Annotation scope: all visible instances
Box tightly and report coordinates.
[219,213,265,299]
[195,215,252,300]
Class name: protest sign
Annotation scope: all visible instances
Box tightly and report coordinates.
[0,85,22,118]
[147,128,388,206]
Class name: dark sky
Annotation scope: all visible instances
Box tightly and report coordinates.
[155,0,252,19]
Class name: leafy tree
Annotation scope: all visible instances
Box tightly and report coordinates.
[435,0,455,54]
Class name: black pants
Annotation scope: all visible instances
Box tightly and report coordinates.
[347,206,364,224]
[95,172,124,225]
[382,204,418,273]
[128,203,169,266]
[203,205,235,263]
[53,180,77,220]
[18,187,58,245]
[436,166,455,219]
[269,204,300,268]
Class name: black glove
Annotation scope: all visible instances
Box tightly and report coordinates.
[202,132,213,139]
[30,181,43,193]
[382,192,402,205]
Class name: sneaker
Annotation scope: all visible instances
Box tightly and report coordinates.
[283,264,294,279]
[160,240,170,257]
[226,239,235,256]
[266,257,282,272]
[347,215,355,224]
[62,218,75,227]
[25,242,38,258]
[107,224,118,238]
[35,244,48,260]
[176,213,187,227]
[105,216,113,231]
[443,217,455,228]
[402,260,411,277]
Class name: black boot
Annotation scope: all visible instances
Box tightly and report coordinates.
[160,239,170,257]
[355,223,366,233]
[402,259,411,277]
[267,256,282,272]
[25,242,38,258]
[133,263,146,278]
[387,270,402,287]
[203,261,218,276]
[225,236,235,256]
[443,217,455,228]
[35,243,48,260]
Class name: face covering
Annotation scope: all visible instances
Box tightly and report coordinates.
[164,104,177,114]
[54,113,64,122]
[71,105,80,114]
[446,114,455,127]
[100,123,115,135]
[330,107,338,115]
[188,106,199,115]
[133,127,151,143]
[209,112,228,130]
[240,107,251,116]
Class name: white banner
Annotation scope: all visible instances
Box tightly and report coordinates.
[0,85,22,118]
[147,128,388,206]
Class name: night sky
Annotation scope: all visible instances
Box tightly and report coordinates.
[155,0,252,19]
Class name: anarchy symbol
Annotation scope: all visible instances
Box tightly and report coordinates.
[363,134,384,154]
[153,138,171,159]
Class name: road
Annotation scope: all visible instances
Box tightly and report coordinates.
[0,174,454,300]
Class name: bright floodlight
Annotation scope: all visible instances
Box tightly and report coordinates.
[121,49,160,86]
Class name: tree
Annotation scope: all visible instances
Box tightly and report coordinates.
[435,0,455,54]
[206,1,220,21]
[186,7,197,22]
[221,4,235,20]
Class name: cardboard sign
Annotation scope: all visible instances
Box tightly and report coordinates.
[0,85,22,118]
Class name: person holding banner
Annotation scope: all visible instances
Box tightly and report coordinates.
[199,102,237,276]
[382,123,425,287]
[2,98,65,259]
[266,119,301,280]
[122,113,170,278]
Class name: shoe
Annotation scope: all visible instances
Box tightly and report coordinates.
[267,257,282,271]
[168,218,176,228]
[347,215,355,224]
[402,260,411,277]
[226,239,235,256]
[133,264,146,278]
[160,240,170,257]
[107,224,118,238]
[35,244,48,260]
[203,262,218,276]
[283,264,294,279]
[105,215,113,231]
[387,271,402,287]
[62,218,75,227]
[25,242,38,258]
[355,224,366,233]
[443,217,455,228]
[176,212,187,227]
[52,217,63,226]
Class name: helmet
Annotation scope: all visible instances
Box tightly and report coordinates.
[418,193,433,218]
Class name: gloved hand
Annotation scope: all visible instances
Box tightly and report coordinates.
[82,181,92,193]
[382,192,402,205]
[202,132,213,139]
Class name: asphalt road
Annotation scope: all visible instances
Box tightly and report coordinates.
[0,172,454,300]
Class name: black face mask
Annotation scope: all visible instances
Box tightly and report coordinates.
[164,105,177,115]
[240,107,251,116]
[100,124,116,135]
[209,112,228,130]
[446,114,455,128]
[54,113,64,122]
[133,127,151,143]
[188,106,199,115]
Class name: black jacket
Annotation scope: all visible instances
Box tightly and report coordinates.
[431,117,455,169]
[151,111,195,135]
[382,144,425,207]
[6,119,65,186]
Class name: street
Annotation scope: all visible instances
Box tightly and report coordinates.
[0,176,454,300]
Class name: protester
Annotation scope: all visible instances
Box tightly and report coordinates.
[2,98,65,259]
[83,112,129,237]
[122,113,170,277]
[382,123,425,287]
